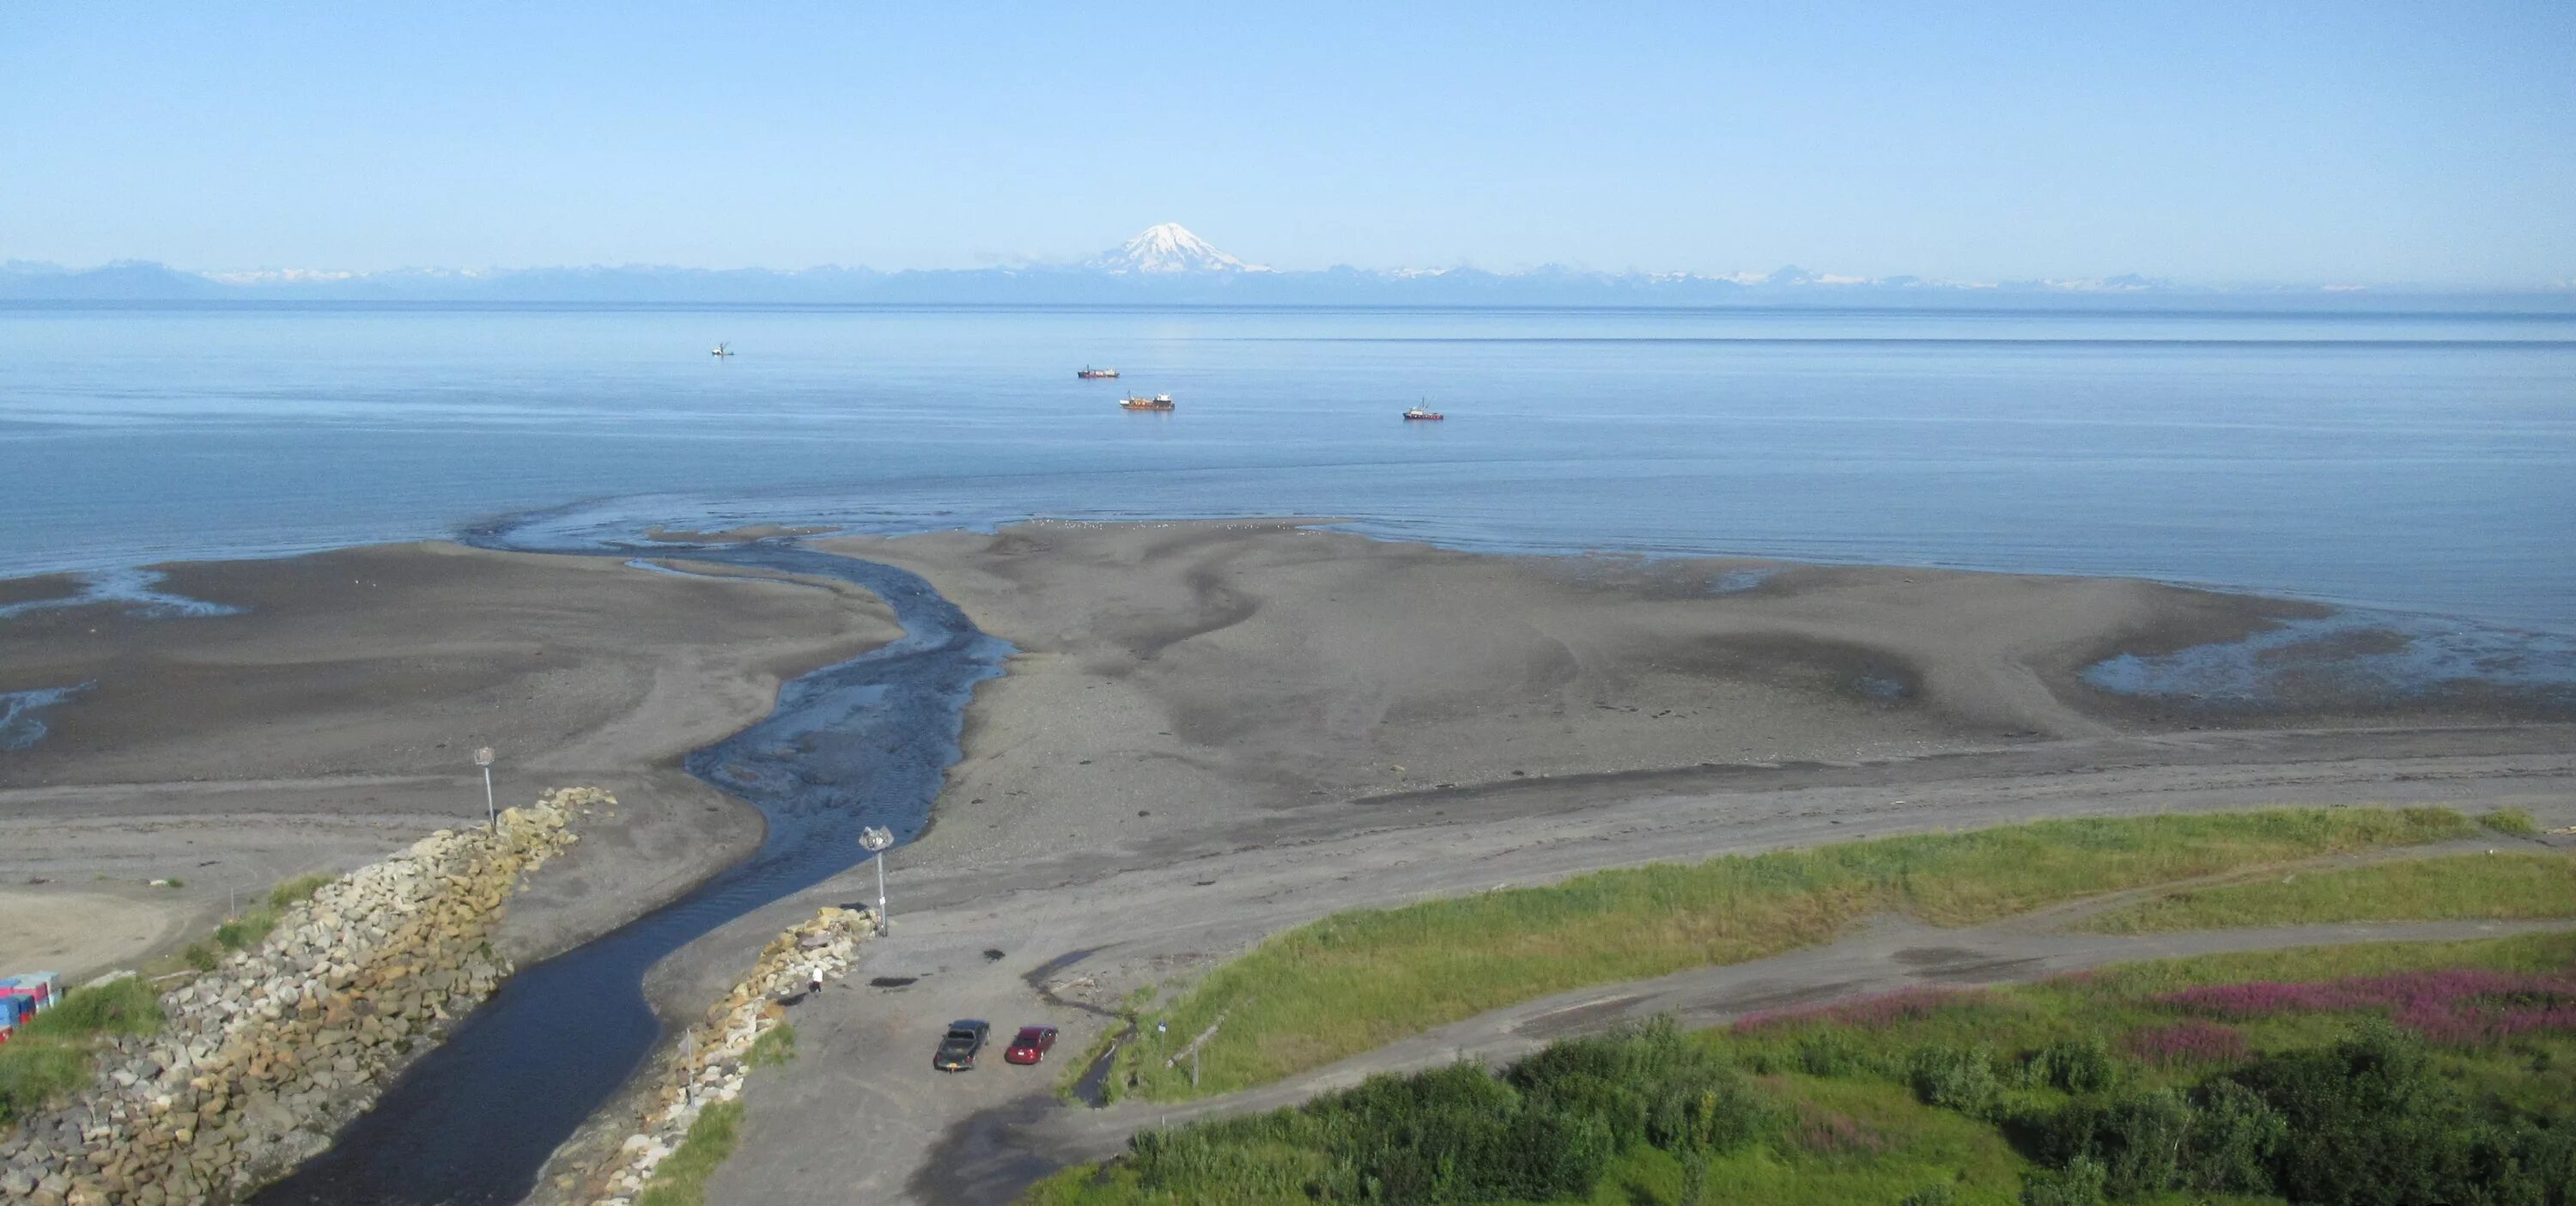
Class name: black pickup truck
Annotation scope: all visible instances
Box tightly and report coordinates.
[933,1019,991,1072]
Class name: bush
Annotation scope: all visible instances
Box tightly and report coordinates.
[2227,1023,2477,1206]
[2183,1079,2282,1195]
[2039,1087,2195,1199]
[2023,1036,2123,1093]
[1899,1185,1958,1206]
[181,943,218,972]
[1127,1022,1774,1204]
[1909,1044,2002,1114]
[1792,1027,1881,1078]
[2020,1156,2107,1206]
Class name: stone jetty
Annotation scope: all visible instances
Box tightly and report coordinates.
[576,905,874,1205]
[0,789,596,1206]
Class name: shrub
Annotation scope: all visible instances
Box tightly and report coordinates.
[1791,1027,1880,1078]
[1899,1184,1958,1206]
[2023,1036,2123,1093]
[1678,1149,1710,1206]
[1909,1044,2002,1114]
[2227,1023,2477,1206]
[182,943,218,972]
[2020,1155,2108,1206]
[2183,1079,2282,1195]
[2040,1087,2195,1199]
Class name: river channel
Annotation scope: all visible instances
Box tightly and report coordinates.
[250,534,1012,1204]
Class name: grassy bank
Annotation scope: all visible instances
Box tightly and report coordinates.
[637,1100,745,1206]
[1111,808,2475,1102]
[0,977,164,1127]
[2081,850,2576,934]
[3,872,337,1125]
[1033,932,2576,1205]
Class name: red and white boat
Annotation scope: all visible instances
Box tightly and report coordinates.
[1403,402,1445,421]
[1120,393,1176,411]
[1077,366,1120,379]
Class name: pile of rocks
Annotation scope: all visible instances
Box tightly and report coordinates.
[0,788,598,1206]
[580,906,873,1205]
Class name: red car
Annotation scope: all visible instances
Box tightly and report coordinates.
[1003,1025,1058,1065]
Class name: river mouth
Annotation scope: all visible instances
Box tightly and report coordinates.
[249,533,1011,1205]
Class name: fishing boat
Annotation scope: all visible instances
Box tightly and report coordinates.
[1120,393,1176,411]
[710,343,735,357]
[1077,366,1120,379]
[1403,401,1445,421]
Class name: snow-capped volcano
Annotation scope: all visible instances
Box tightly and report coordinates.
[1093,223,1267,274]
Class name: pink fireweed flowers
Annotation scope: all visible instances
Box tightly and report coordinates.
[2154,966,2576,1047]
[2122,1020,2250,1066]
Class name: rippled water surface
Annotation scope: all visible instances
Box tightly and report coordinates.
[3,302,2571,630]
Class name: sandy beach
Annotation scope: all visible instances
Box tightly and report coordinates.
[0,541,900,978]
[811,520,2557,878]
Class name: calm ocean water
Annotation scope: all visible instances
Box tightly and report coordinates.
[3,302,2572,630]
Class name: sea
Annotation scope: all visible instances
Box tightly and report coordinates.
[2,301,2572,632]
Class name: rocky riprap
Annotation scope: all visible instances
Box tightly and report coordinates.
[575,906,873,1205]
[0,789,597,1206]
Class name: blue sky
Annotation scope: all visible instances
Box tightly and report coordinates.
[5,2,2571,284]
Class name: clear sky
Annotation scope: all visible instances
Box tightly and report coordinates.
[5,2,2572,285]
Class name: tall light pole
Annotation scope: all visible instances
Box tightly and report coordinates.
[859,825,894,932]
[474,746,497,831]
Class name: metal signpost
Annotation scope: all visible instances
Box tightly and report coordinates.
[859,825,894,931]
[473,746,496,831]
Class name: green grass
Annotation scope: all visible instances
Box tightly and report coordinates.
[1113,807,2474,1101]
[1640,1075,2028,1206]
[2477,807,2543,838]
[1025,1075,2032,1206]
[267,873,335,910]
[746,1024,797,1069]
[2079,850,2576,934]
[1028,931,2576,1205]
[0,977,166,1127]
[635,1099,745,1206]
[197,872,343,959]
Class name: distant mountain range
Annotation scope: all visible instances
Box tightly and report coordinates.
[3,225,2561,306]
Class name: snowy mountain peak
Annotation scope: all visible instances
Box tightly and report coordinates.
[1095,223,1266,274]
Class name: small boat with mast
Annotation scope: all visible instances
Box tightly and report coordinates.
[1403,400,1445,421]
[710,342,735,357]
[1120,393,1176,411]
[1077,366,1120,379]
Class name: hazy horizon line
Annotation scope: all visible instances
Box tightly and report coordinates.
[9,254,2573,295]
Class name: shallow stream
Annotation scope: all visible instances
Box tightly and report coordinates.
[248,532,1010,1205]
